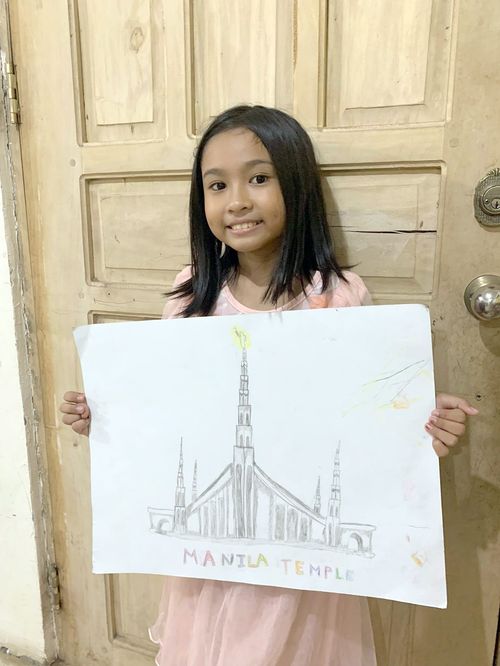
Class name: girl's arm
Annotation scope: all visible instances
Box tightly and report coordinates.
[425,393,479,457]
[60,270,191,437]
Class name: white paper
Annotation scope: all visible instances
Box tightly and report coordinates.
[74,304,446,608]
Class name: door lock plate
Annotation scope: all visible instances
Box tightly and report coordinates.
[474,169,500,226]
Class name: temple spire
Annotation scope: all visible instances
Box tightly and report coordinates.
[176,438,184,491]
[324,442,342,546]
[239,347,250,412]
[313,476,321,514]
[232,332,256,538]
[173,438,186,533]
[332,442,341,501]
[235,338,252,447]
[192,460,198,502]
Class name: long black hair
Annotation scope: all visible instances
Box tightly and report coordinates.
[171,105,345,316]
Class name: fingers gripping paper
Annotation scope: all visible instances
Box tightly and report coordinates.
[74,305,446,608]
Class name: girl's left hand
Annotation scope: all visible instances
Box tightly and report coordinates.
[425,393,479,457]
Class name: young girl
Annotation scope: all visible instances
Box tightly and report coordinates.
[61,105,478,665]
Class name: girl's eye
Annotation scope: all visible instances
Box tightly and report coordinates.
[209,182,226,192]
[251,174,269,185]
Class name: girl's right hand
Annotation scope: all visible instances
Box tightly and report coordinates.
[59,391,91,437]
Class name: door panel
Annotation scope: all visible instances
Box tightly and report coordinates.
[191,0,294,130]
[326,169,441,296]
[85,176,191,287]
[325,0,454,127]
[9,0,499,664]
[76,0,166,142]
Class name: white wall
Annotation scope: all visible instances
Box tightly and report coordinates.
[0,185,45,660]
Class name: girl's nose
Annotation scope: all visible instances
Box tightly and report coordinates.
[227,198,251,213]
[227,186,252,213]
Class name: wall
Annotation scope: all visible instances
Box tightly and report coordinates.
[0,183,45,661]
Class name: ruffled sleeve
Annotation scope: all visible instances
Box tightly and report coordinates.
[329,271,372,307]
[161,266,192,320]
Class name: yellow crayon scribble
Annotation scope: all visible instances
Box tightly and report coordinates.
[344,394,415,415]
[232,326,251,350]
[411,552,426,567]
[392,397,411,410]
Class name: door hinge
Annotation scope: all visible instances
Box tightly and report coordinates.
[47,563,61,611]
[5,62,20,125]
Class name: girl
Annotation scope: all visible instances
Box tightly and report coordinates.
[61,105,478,665]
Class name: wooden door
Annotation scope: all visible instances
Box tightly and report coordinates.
[9,1,499,664]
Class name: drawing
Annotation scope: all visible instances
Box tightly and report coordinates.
[75,304,445,606]
[148,328,376,557]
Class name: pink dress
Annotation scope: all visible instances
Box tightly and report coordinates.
[150,267,377,666]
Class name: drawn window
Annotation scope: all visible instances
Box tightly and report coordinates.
[287,509,298,542]
[210,501,217,535]
[299,516,308,542]
[349,533,363,552]
[157,519,170,535]
[246,467,253,536]
[275,505,285,541]
[203,506,209,537]
[218,497,225,536]
[235,465,244,536]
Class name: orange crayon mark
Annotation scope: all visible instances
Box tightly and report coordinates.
[411,552,426,567]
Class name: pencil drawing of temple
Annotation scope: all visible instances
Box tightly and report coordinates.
[148,334,376,557]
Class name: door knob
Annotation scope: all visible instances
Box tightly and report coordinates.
[464,275,500,321]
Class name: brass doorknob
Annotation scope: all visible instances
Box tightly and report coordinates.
[464,275,500,321]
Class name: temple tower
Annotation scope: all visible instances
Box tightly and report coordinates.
[313,476,321,514]
[232,343,256,538]
[192,460,198,502]
[173,439,187,534]
[325,444,341,546]
[191,460,201,533]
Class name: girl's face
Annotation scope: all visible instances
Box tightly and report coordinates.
[201,128,286,258]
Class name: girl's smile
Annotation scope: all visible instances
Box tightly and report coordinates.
[226,219,263,234]
[201,128,286,258]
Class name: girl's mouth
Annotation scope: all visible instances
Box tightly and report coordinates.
[228,220,263,233]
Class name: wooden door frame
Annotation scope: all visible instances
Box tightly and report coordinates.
[0,0,59,661]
